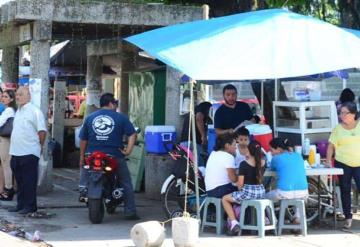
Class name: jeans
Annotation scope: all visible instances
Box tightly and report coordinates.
[10,155,39,212]
[335,160,360,219]
[79,156,136,215]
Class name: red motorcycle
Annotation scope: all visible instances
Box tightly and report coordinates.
[82,151,124,224]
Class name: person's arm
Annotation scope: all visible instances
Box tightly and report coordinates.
[236,175,244,190]
[196,112,207,145]
[215,128,234,136]
[226,168,237,183]
[0,108,14,127]
[325,143,335,167]
[121,133,137,156]
[79,139,88,167]
[270,157,277,171]
[38,131,46,155]
[326,127,337,167]
[38,131,46,146]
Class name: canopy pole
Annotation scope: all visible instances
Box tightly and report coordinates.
[190,79,200,219]
[342,79,347,89]
[261,81,264,115]
[275,79,279,101]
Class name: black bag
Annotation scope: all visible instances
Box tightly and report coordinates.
[0,117,14,137]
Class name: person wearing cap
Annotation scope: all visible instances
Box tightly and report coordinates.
[79,93,139,220]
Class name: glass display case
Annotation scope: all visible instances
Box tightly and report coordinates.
[273,101,338,146]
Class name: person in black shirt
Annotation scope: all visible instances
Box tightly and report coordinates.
[221,141,266,236]
[180,101,212,166]
[215,84,256,136]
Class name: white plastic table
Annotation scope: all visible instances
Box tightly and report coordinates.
[264,167,344,229]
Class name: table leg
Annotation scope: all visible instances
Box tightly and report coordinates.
[318,175,321,224]
[332,175,337,229]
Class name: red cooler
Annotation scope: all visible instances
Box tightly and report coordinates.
[245,124,273,151]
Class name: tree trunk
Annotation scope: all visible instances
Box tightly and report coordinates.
[339,0,360,28]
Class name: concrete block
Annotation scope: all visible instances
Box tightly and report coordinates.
[144,154,174,200]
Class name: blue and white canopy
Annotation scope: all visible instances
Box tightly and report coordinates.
[125,9,360,81]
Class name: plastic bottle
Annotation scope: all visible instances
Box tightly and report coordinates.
[303,138,310,156]
[308,148,316,166]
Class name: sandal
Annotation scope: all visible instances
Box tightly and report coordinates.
[0,188,15,201]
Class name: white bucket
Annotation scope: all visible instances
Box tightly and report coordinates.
[130,221,165,247]
[172,217,199,247]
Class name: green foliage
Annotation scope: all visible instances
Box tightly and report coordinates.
[266,0,306,8]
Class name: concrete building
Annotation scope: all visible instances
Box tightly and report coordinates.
[0,0,206,193]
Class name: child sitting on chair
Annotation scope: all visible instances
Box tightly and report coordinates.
[222,141,266,236]
[234,127,250,169]
[265,138,308,224]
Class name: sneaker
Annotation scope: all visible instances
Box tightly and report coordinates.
[227,224,240,236]
[78,190,88,203]
[124,214,140,220]
[343,219,352,229]
[18,208,37,215]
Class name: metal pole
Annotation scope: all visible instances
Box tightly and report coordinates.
[261,81,264,115]
[342,79,347,89]
[275,78,279,101]
[190,80,200,219]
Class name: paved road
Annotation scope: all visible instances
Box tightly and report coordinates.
[0,168,360,247]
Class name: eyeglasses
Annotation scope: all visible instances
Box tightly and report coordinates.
[340,111,351,116]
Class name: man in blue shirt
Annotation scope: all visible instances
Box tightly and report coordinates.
[79,93,138,220]
[214,84,255,136]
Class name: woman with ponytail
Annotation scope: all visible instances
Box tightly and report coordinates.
[266,137,308,224]
[222,141,266,236]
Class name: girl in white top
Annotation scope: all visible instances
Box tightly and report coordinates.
[205,133,238,198]
[0,90,16,201]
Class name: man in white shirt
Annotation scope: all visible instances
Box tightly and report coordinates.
[8,86,47,214]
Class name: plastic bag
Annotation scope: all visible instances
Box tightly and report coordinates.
[37,155,47,186]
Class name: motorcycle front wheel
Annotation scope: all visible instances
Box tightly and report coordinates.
[88,198,105,224]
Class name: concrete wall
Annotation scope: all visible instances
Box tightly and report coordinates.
[0,0,203,25]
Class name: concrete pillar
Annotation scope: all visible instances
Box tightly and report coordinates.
[165,66,182,138]
[120,72,129,115]
[51,81,66,166]
[85,55,102,115]
[30,20,52,193]
[1,46,19,84]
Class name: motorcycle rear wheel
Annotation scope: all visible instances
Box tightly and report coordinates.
[88,198,105,224]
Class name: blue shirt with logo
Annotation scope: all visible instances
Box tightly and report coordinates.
[270,152,308,191]
[79,109,136,158]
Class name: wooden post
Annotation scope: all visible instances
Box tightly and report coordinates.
[51,81,66,166]
[120,72,129,115]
